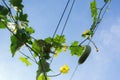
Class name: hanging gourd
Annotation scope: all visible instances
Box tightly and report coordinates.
[78,45,91,64]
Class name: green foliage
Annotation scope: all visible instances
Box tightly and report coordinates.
[82,30,92,38]
[44,37,52,44]
[104,0,109,3]
[0,5,9,16]
[10,35,24,57]
[17,12,28,22]
[37,73,50,80]
[52,35,66,52]
[25,27,35,34]
[0,21,6,28]
[32,39,51,59]
[104,0,112,3]
[90,0,98,34]
[10,29,31,57]
[90,0,98,18]
[32,40,42,55]
[53,35,66,44]
[9,0,24,11]
[19,56,32,66]
[36,60,50,80]
[0,0,112,80]
[69,41,85,56]
[0,5,8,29]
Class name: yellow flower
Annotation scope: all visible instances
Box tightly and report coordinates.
[63,44,68,52]
[82,30,90,34]
[54,51,59,57]
[82,30,91,38]
[13,28,17,34]
[60,64,70,74]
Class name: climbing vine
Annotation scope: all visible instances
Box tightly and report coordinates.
[0,0,111,80]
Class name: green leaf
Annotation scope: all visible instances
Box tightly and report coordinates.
[0,21,6,29]
[37,73,50,80]
[10,29,30,57]
[69,41,85,56]
[9,0,22,6]
[16,29,31,43]
[10,35,24,57]
[19,12,28,22]
[25,27,35,34]
[104,0,109,3]
[9,0,24,10]
[36,60,51,79]
[51,35,66,51]
[44,37,52,44]
[19,56,31,66]
[90,0,98,18]
[53,35,66,44]
[0,5,9,16]
[32,40,42,55]
[32,39,51,59]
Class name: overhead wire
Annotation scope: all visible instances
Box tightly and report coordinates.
[52,0,71,39]
[60,0,76,37]
[50,0,77,65]
[50,0,71,65]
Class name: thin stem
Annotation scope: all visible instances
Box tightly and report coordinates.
[48,73,61,77]
[28,48,38,64]
[38,56,48,80]
[79,37,88,46]
[19,51,37,63]
[89,39,99,52]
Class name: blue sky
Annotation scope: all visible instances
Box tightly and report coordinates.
[0,0,120,80]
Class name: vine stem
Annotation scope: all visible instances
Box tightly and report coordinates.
[19,51,37,64]
[48,73,61,77]
[28,48,38,64]
[88,39,99,52]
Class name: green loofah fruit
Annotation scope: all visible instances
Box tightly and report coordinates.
[78,45,91,64]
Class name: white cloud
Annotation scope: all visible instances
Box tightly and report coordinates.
[99,18,120,46]
[110,24,120,37]
[99,30,113,45]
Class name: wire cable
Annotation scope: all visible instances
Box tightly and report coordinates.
[52,0,71,38]
[69,64,79,80]
[60,0,76,36]
[50,0,76,66]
